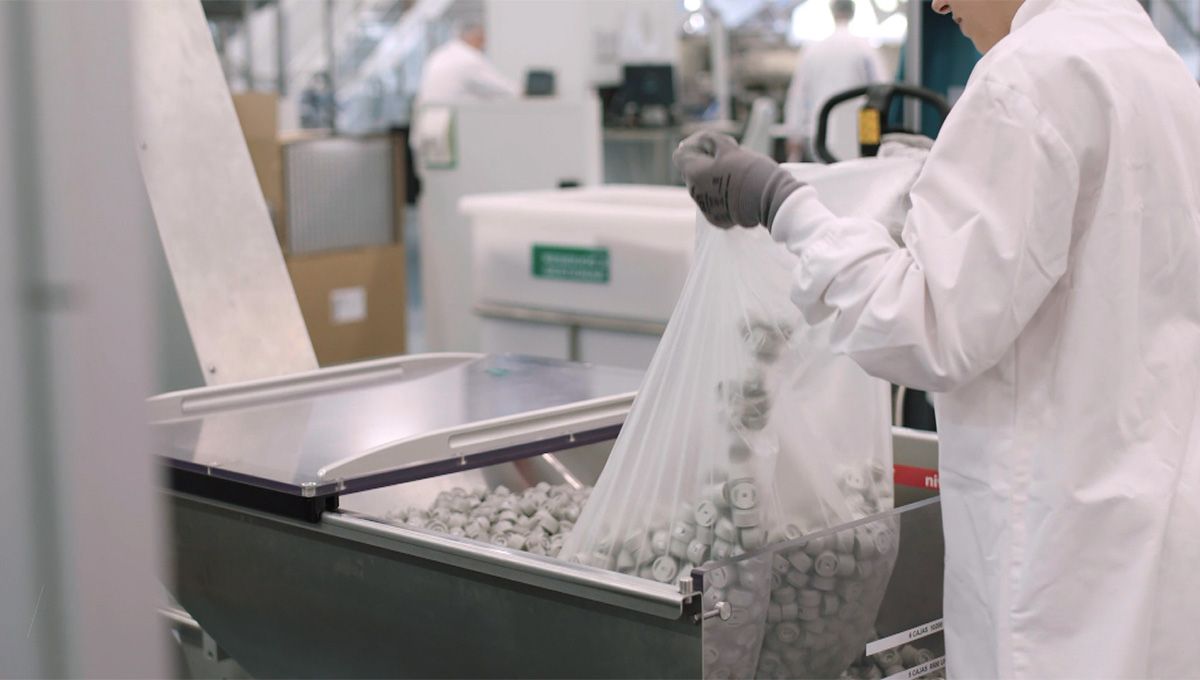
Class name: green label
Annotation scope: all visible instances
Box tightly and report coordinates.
[531,245,610,284]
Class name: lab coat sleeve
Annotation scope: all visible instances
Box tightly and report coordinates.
[770,76,1080,392]
[465,57,521,100]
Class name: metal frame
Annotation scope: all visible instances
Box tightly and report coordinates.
[475,302,669,364]
[164,420,939,678]
[170,492,703,678]
[327,510,693,619]
[475,302,669,337]
[166,425,941,678]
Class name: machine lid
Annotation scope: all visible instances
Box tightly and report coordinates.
[150,353,642,498]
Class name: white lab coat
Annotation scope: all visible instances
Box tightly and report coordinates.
[414,38,520,105]
[784,27,883,161]
[410,39,520,177]
[771,0,1200,676]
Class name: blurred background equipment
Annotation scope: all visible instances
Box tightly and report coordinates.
[618,63,679,126]
[813,82,949,163]
[196,0,982,353]
[782,0,885,161]
[463,185,695,371]
[416,97,603,351]
[524,69,557,97]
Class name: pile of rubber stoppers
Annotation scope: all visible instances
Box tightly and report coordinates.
[840,643,944,679]
[573,317,892,583]
[700,517,899,680]
[387,482,589,557]
[585,458,891,585]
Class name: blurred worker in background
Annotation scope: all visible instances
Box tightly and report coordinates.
[415,21,519,107]
[675,0,1200,676]
[783,0,883,161]
[411,21,519,180]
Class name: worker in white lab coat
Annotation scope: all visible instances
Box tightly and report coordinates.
[675,0,1200,676]
[415,22,519,107]
[410,22,519,178]
[783,0,883,161]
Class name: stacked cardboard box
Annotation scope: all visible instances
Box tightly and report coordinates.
[231,92,286,244]
[232,92,407,365]
[285,244,407,366]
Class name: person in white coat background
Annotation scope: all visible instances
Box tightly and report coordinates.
[410,21,519,178]
[415,21,519,106]
[674,0,1200,677]
[783,0,883,161]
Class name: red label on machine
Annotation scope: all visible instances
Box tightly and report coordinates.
[894,464,939,490]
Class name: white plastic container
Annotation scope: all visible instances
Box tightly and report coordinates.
[461,186,696,324]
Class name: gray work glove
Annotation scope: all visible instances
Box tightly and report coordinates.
[673,131,803,231]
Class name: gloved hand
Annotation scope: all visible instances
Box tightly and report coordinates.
[673,131,803,231]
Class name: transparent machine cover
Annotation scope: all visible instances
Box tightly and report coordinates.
[152,354,643,497]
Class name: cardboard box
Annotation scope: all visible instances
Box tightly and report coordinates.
[231,91,278,141]
[281,134,404,253]
[233,92,286,241]
[286,244,407,366]
[232,92,406,257]
[246,139,285,241]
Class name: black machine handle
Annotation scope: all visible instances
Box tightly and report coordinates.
[814,83,952,164]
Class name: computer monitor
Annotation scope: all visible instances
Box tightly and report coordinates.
[525,69,556,97]
[621,64,676,108]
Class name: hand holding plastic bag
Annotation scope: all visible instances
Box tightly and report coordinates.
[673,132,804,230]
[562,156,927,677]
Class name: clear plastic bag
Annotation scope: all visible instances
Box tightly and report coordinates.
[563,220,894,573]
[562,190,896,676]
